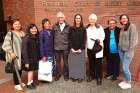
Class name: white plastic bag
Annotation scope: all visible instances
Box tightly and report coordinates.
[38,59,53,82]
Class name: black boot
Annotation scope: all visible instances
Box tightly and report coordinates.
[96,79,102,85]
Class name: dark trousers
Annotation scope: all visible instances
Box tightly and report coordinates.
[13,70,22,85]
[107,53,120,78]
[55,50,69,78]
[87,49,103,80]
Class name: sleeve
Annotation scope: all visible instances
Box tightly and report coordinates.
[39,31,45,57]
[81,28,86,49]
[68,27,73,49]
[129,24,139,50]
[2,32,13,53]
[22,36,29,64]
[99,26,105,43]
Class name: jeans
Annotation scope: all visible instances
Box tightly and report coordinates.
[119,49,132,82]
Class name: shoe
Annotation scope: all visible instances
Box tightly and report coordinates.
[71,78,77,82]
[106,75,113,80]
[31,82,36,88]
[120,83,131,89]
[14,85,23,91]
[78,79,83,83]
[64,77,69,81]
[86,77,92,82]
[96,79,102,85]
[27,84,36,89]
[111,77,117,81]
[22,83,26,87]
[118,81,126,87]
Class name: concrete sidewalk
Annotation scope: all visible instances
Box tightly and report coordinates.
[0,60,140,93]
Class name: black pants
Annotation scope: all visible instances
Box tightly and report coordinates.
[107,53,120,78]
[13,70,22,85]
[55,50,69,78]
[87,49,103,80]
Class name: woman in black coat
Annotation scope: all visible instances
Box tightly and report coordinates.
[22,24,40,89]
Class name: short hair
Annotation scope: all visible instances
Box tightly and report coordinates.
[89,13,98,21]
[56,11,65,18]
[41,18,50,29]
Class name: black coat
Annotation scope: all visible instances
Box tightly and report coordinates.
[104,26,120,58]
[68,27,86,50]
[22,34,40,64]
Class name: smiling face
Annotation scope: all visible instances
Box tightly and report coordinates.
[30,26,38,35]
[75,15,82,26]
[88,14,97,26]
[108,20,117,30]
[13,21,21,31]
[120,15,129,25]
[57,12,65,24]
[43,21,50,29]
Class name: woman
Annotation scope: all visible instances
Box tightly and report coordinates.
[86,13,105,85]
[118,14,138,89]
[2,19,25,90]
[22,24,40,89]
[39,18,54,76]
[68,14,86,82]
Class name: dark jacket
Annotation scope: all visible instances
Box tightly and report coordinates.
[39,29,54,57]
[52,21,70,50]
[104,26,120,58]
[69,26,86,50]
[22,34,40,64]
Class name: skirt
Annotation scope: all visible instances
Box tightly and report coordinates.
[68,49,86,79]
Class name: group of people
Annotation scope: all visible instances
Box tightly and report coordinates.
[2,12,138,91]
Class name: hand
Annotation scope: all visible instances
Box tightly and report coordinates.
[10,52,17,60]
[42,56,47,61]
[96,39,100,44]
[25,64,29,68]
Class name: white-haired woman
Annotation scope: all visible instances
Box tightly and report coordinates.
[86,13,105,85]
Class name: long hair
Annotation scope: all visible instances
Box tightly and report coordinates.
[26,23,39,37]
[10,19,22,31]
[119,14,130,31]
[73,14,84,28]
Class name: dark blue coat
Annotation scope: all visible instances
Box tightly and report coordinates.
[39,29,54,57]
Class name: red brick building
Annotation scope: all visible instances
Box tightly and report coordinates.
[1,0,140,80]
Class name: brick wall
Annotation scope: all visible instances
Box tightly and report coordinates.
[3,0,140,80]
[2,0,35,30]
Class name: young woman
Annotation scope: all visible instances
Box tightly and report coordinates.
[118,14,138,89]
[68,14,86,82]
[2,19,25,90]
[22,24,40,89]
[86,13,105,85]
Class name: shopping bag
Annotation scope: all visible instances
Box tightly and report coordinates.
[38,59,53,82]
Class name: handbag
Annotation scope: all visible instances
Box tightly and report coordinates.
[91,38,102,53]
[5,61,15,73]
[38,57,53,82]
[5,32,15,73]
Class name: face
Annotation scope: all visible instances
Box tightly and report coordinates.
[120,15,129,25]
[57,14,65,24]
[43,21,50,29]
[75,15,81,25]
[13,21,21,31]
[30,26,38,35]
[89,18,96,26]
[108,20,116,30]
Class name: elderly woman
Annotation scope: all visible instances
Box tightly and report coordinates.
[86,13,105,85]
